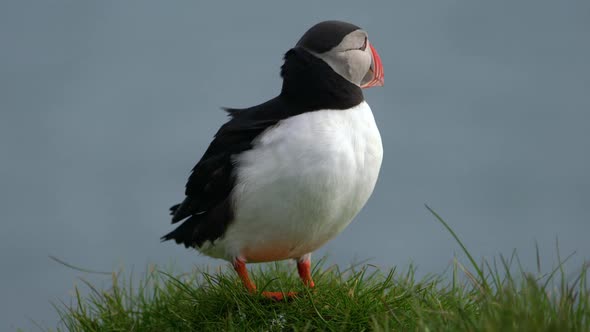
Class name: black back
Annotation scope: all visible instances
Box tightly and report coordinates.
[162,39,364,249]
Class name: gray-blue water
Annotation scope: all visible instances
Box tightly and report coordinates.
[1,1,589,330]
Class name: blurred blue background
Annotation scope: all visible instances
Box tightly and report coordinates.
[1,1,589,329]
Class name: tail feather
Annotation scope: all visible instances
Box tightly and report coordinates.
[160,216,199,248]
[169,203,181,216]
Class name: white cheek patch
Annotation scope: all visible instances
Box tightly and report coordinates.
[305,30,372,86]
[312,49,372,86]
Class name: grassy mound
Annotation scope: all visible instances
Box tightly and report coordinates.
[51,208,589,331]
[52,257,588,331]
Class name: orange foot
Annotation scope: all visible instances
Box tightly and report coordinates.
[261,291,298,301]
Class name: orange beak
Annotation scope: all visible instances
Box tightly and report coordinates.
[360,43,384,89]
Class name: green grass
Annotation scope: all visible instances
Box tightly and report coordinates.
[49,208,589,331]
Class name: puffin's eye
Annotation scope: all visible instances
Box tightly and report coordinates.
[344,36,368,52]
[359,37,367,51]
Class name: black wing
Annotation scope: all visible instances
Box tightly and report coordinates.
[161,97,290,248]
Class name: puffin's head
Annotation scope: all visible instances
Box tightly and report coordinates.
[296,20,384,88]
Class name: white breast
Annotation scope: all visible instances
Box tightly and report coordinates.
[201,101,383,262]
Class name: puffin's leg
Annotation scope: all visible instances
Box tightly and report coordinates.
[233,258,257,293]
[233,257,296,301]
[297,253,315,288]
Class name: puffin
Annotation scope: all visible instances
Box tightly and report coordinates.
[163,20,384,300]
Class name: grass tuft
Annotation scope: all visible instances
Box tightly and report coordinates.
[48,208,589,331]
